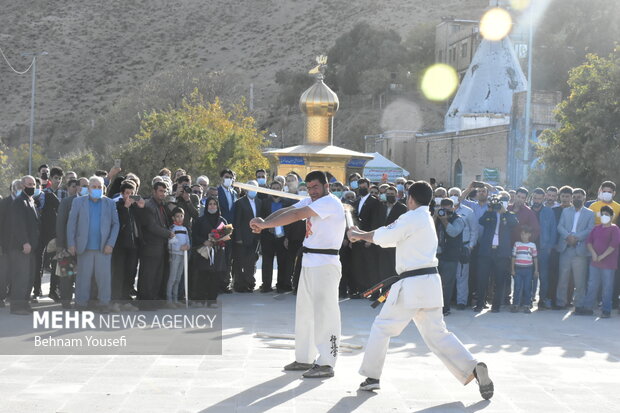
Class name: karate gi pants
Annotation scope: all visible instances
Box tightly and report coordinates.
[359,291,477,384]
[295,264,342,368]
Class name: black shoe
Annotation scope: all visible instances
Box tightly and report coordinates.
[473,306,483,313]
[473,362,494,400]
[283,361,314,371]
[600,311,611,319]
[260,286,273,293]
[130,288,138,297]
[456,304,466,310]
[302,364,334,378]
[359,377,380,391]
[443,309,451,316]
[491,307,500,313]
[49,291,61,303]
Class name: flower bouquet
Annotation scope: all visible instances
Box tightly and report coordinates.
[209,223,234,248]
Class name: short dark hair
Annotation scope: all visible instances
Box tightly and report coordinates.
[369,184,379,191]
[120,180,137,193]
[38,164,49,172]
[305,171,327,185]
[220,169,234,178]
[573,188,586,197]
[50,167,64,178]
[255,169,267,176]
[348,173,361,182]
[546,186,558,193]
[172,207,185,216]
[440,198,454,207]
[66,179,79,187]
[126,173,141,188]
[159,168,171,176]
[357,178,370,187]
[386,186,397,194]
[270,180,282,188]
[601,181,616,191]
[153,181,167,191]
[559,185,573,195]
[601,205,614,216]
[95,170,108,177]
[532,187,545,196]
[521,225,533,234]
[177,175,191,184]
[408,181,433,206]
[516,187,529,196]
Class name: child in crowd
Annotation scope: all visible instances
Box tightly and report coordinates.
[166,207,191,308]
[511,226,538,313]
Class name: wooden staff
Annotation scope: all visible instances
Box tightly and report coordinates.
[232,182,307,200]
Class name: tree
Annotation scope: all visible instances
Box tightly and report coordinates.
[119,90,269,193]
[533,49,620,194]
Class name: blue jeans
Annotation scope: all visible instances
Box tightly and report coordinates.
[513,266,533,307]
[532,248,551,305]
[584,265,615,313]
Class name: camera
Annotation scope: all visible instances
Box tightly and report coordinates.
[183,184,192,194]
[489,196,502,211]
[41,172,48,180]
[437,208,446,217]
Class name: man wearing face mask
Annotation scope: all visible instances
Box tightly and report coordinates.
[38,164,51,189]
[330,181,344,200]
[55,179,80,308]
[351,178,383,298]
[348,173,361,196]
[529,188,558,309]
[67,176,120,312]
[556,188,595,311]
[0,179,23,308]
[255,169,269,201]
[217,169,237,225]
[475,193,518,312]
[284,174,306,293]
[395,177,407,202]
[378,186,408,284]
[448,187,477,310]
[232,180,262,292]
[32,177,60,302]
[7,176,41,314]
[259,181,290,292]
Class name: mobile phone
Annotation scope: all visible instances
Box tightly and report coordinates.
[113,159,121,168]
[130,195,142,201]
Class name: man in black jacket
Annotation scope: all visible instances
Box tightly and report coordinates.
[55,178,79,308]
[138,182,174,309]
[8,176,40,315]
[112,181,144,311]
[351,178,383,295]
[378,186,408,283]
[259,181,290,292]
[32,178,59,301]
[232,181,262,292]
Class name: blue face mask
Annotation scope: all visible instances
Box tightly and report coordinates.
[257,178,266,186]
[396,184,404,192]
[90,189,103,199]
[80,187,89,196]
[350,181,359,190]
[33,188,42,197]
[379,193,387,202]
[333,191,343,199]
[248,191,257,199]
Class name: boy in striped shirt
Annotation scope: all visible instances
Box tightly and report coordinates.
[511,226,538,313]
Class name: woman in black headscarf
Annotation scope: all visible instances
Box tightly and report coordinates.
[192,197,230,307]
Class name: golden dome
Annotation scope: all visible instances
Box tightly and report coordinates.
[299,77,339,116]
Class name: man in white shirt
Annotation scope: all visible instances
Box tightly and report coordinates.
[348,181,493,400]
[250,171,345,379]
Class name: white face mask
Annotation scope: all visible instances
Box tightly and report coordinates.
[434,197,443,205]
[599,192,613,202]
[223,178,232,188]
[298,191,308,197]
[601,215,612,225]
[449,195,459,205]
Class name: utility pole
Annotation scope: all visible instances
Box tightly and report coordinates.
[22,51,48,175]
[522,12,533,185]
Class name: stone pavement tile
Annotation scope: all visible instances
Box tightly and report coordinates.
[117,393,187,413]
[79,376,139,394]
[132,377,194,395]
[56,393,128,413]
[0,397,61,413]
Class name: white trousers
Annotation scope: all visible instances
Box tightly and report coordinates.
[295,264,342,367]
[359,296,478,384]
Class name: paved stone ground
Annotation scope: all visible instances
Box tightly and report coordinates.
[0,272,619,413]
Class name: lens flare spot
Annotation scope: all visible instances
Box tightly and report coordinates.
[510,0,531,11]
[480,8,512,41]
[421,64,459,102]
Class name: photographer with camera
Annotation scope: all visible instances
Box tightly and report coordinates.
[475,192,518,313]
[435,198,468,316]
[174,175,199,232]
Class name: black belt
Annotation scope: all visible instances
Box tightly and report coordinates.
[301,247,339,255]
[362,266,438,308]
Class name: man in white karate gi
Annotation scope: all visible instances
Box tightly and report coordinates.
[250,170,345,378]
[348,181,493,399]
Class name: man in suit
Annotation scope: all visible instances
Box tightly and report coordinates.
[475,193,518,313]
[284,173,306,293]
[0,179,23,308]
[233,181,261,292]
[351,178,383,295]
[138,181,174,309]
[378,185,408,282]
[55,178,79,308]
[218,169,237,292]
[259,180,290,292]
[67,176,120,312]
[32,178,59,301]
[8,176,40,315]
[555,188,595,311]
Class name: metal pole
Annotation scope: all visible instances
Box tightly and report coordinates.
[523,11,534,185]
[28,56,37,176]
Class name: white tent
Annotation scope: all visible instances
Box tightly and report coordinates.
[363,152,409,182]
